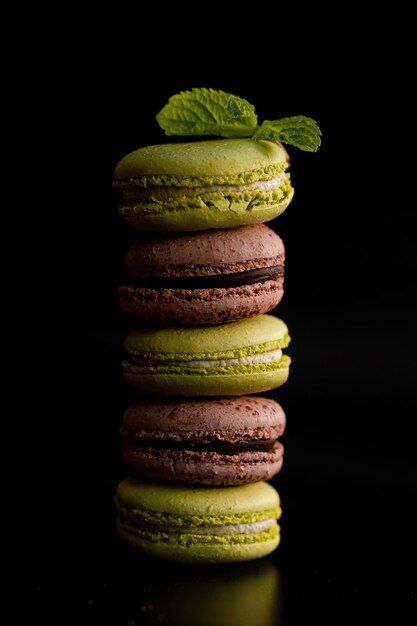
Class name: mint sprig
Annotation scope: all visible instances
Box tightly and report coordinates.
[156,88,321,152]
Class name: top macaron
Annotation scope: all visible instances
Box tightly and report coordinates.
[113,138,294,232]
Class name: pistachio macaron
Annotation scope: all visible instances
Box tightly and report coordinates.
[113,138,294,232]
[115,477,282,563]
[121,314,291,396]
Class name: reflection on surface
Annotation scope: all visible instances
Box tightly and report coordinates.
[123,558,283,626]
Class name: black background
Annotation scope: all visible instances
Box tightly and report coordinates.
[27,22,416,625]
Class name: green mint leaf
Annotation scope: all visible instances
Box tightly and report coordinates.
[252,116,322,152]
[155,87,258,138]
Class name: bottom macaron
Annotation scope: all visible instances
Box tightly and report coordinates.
[115,477,282,563]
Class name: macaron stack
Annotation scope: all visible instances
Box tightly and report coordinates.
[112,135,293,564]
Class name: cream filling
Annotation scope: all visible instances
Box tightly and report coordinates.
[189,173,286,196]
[186,349,283,368]
[124,173,287,201]
[163,519,278,535]
[133,349,283,368]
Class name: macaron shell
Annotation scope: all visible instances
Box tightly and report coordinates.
[122,396,286,432]
[123,315,289,356]
[121,442,284,485]
[114,139,288,179]
[124,224,285,274]
[118,280,284,325]
[116,477,280,515]
[120,188,293,232]
[123,362,290,396]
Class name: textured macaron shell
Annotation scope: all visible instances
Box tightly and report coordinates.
[113,138,294,232]
[121,397,285,485]
[115,478,281,562]
[116,477,280,517]
[123,224,285,278]
[116,527,280,563]
[118,283,284,325]
[122,315,291,396]
[122,443,284,485]
[119,224,285,324]
[114,138,288,182]
[117,187,293,232]
[123,314,289,357]
[122,396,286,435]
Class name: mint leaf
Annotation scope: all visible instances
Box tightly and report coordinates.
[155,88,258,138]
[252,116,322,152]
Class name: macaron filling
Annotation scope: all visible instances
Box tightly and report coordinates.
[118,178,293,218]
[116,500,280,527]
[121,265,284,291]
[116,503,281,546]
[127,350,286,376]
[180,349,282,368]
[118,519,279,546]
[160,519,278,535]
[120,173,286,202]
[130,349,282,368]
[122,437,279,454]
[123,333,291,378]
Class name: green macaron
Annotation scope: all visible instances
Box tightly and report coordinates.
[113,138,294,232]
[115,477,282,563]
[122,314,291,396]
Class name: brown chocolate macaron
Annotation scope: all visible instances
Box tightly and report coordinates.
[118,224,285,324]
[120,396,286,485]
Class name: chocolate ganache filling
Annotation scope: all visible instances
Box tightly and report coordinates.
[125,265,284,290]
[123,437,278,455]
